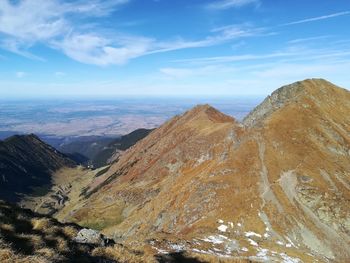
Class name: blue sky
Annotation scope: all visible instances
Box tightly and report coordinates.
[0,0,349,98]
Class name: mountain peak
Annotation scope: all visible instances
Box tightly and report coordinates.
[243,78,348,127]
[185,104,235,123]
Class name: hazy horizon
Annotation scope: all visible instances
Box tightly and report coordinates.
[0,97,262,139]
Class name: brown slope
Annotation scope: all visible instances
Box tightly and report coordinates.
[63,79,350,262]
[62,104,241,231]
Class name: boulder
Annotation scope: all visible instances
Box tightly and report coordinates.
[74,228,115,246]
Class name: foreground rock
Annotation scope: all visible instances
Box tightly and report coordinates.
[74,228,115,247]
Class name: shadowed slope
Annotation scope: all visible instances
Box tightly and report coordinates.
[0,134,75,202]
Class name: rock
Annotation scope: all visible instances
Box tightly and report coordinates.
[74,228,115,247]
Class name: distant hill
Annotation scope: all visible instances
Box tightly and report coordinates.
[91,128,154,167]
[53,136,116,164]
[57,128,153,168]
[0,134,75,202]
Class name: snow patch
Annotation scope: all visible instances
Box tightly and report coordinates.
[153,247,169,254]
[218,224,228,232]
[168,243,185,252]
[277,240,284,246]
[202,235,227,244]
[245,231,262,238]
[256,248,269,260]
[285,237,297,248]
[280,253,301,263]
[247,238,258,246]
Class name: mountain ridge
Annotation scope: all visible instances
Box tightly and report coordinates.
[57,79,350,262]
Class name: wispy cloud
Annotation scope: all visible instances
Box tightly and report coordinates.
[0,0,269,66]
[287,35,331,44]
[55,33,154,66]
[146,24,270,56]
[282,11,350,26]
[173,52,298,64]
[0,0,131,64]
[206,0,260,10]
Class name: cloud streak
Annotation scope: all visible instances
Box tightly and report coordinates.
[206,0,260,10]
[282,11,350,26]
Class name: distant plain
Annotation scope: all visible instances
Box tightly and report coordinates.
[0,97,262,140]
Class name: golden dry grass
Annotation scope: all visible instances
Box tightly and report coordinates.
[92,244,156,263]
[31,218,51,231]
[61,225,78,239]
[188,252,254,263]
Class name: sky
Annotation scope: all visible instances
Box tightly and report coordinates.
[0,0,349,98]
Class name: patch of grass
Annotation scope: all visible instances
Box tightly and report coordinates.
[80,216,123,231]
[61,226,78,239]
[187,252,255,263]
[92,244,156,263]
[31,218,51,231]
[95,165,110,177]
[0,200,117,262]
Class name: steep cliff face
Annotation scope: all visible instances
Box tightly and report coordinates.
[0,134,75,202]
[63,79,350,262]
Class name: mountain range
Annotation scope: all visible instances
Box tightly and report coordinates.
[0,78,349,262]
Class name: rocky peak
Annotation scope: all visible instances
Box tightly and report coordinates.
[242,78,342,127]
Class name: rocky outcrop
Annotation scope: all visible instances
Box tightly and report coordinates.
[243,78,339,127]
[74,228,115,246]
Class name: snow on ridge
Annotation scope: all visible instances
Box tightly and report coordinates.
[202,235,227,244]
[245,231,262,238]
[218,224,228,232]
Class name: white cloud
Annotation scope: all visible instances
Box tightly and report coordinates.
[0,0,131,64]
[52,22,268,65]
[55,33,154,65]
[0,0,67,41]
[282,11,350,26]
[206,0,260,10]
[64,0,130,17]
[0,0,269,66]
